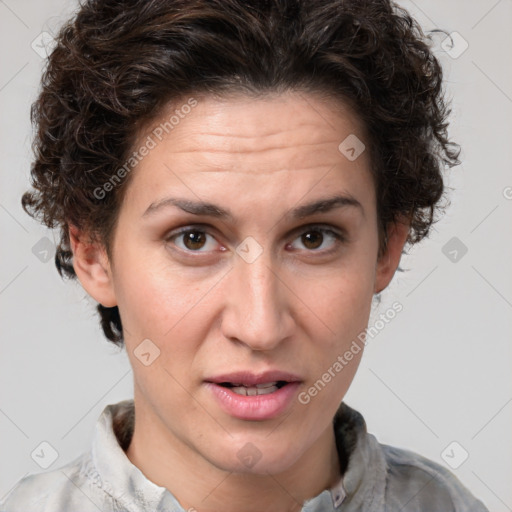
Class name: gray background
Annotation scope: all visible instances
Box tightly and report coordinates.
[1,0,511,509]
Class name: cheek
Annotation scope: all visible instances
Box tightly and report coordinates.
[113,246,206,335]
[119,262,209,402]
[115,254,219,389]
[314,253,376,336]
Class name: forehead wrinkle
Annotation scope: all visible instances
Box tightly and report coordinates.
[189,164,338,175]
[167,138,342,156]
[161,139,345,175]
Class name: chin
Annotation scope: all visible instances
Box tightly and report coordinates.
[204,438,303,476]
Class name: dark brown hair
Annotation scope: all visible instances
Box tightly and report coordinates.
[22,0,460,346]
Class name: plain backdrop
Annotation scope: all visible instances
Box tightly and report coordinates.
[1,0,511,510]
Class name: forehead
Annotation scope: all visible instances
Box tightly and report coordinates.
[139,90,366,158]
[124,91,373,214]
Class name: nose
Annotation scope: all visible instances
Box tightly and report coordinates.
[220,249,295,352]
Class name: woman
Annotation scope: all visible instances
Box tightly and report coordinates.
[1,0,489,510]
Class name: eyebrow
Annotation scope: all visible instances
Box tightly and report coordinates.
[142,194,364,221]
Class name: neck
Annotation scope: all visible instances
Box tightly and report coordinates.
[125,399,341,512]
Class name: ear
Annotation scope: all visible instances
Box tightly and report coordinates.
[374,218,410,294]
[69,224,117,307]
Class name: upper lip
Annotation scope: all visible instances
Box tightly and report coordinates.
[205,370,302,386]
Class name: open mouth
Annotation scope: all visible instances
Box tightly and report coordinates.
[205,373,301,420]
[217,381,288,396]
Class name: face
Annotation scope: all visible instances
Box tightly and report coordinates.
[74,90,405,477]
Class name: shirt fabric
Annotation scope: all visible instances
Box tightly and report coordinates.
[1,399,489,512]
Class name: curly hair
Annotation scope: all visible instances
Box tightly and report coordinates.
[22,0,460,346]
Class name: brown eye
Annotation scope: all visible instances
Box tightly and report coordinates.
[301,231,324,250]
[167,228,218,252]
[182,230,207,250]
[289,226,344,253]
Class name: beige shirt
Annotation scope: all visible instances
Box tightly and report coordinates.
[0,399,489,511]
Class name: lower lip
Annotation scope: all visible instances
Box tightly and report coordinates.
[205,382,301,421]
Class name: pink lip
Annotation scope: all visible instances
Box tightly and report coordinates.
[204,370,302,421]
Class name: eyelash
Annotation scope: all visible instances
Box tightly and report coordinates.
[164,224,346,256]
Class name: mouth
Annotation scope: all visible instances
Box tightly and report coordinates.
[204,371,302,420]
[216,380,288,396]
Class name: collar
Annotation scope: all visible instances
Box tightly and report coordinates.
[90,399,181,511]
[302,402,388,511]
[90,399,387,512]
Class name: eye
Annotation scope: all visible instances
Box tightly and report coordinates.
[166,227,221,252]
[288,226,345,253]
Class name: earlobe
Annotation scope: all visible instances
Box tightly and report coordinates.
[374,218,410,294]
[69,224,117,307]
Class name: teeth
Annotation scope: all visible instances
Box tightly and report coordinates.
[256,382,278,388]
[230,384,279,396]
